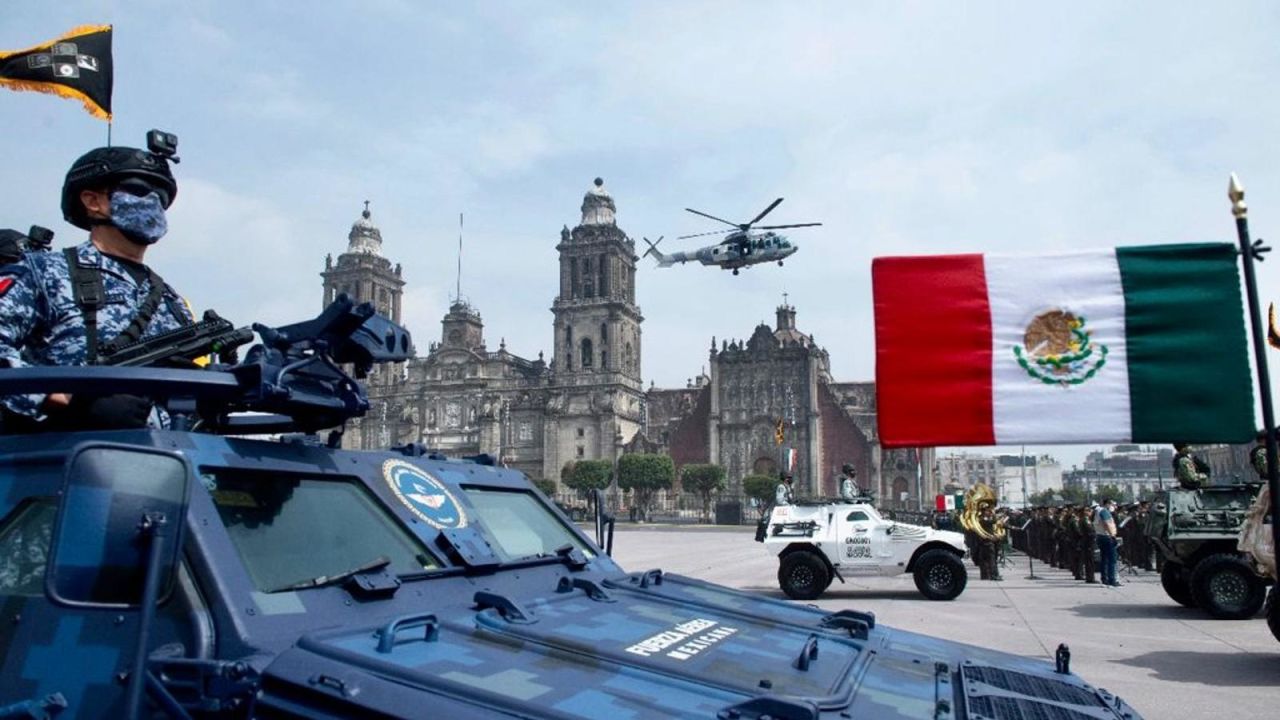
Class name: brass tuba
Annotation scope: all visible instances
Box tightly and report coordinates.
[959,483,1006,541]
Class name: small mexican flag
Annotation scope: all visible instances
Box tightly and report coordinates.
[874,243,1254,447]
[935,493,964,511]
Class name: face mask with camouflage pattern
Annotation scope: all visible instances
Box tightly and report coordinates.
[109,190,168,245]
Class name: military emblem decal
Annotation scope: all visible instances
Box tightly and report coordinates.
[1012,309,1107,386]
[382,459,467,529]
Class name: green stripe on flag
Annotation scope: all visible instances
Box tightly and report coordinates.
[1117,243,1254,442]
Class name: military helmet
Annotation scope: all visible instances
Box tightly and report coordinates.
[61,146,178,230]
[841,463,855,474]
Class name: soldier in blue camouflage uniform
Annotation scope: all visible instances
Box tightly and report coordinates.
[0,135,193,430]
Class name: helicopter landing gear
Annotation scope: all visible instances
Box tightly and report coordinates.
[732,269,740,276]
[777,260,784,266]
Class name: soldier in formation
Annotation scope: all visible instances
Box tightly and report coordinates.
[1117,502,1155,571]
[1074,505,1097,583]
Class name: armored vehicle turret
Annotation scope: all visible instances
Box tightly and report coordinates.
[1146,484,1269,619]
[0,299,1143,719]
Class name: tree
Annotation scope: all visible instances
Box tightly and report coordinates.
[1092,483,1133,504]
[1028,485,1088,507]
[742,474,777,517]
[617,453,674,521]
[560,461,576,483]
[565,459,612,505]
[532,478,557,497]
[681,464,726,522]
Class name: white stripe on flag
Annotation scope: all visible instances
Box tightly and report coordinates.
[986,250,1131,444]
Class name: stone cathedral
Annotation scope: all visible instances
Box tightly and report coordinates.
[323,180,936,507]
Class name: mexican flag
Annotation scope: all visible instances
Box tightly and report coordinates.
[873,243,1254,447]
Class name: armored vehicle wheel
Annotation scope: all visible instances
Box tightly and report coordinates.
[912,549,967,601]
[1267,587,1280,643]
[778,550,831,600]
[1160,562,1197,608]
[1189,553,1266,620]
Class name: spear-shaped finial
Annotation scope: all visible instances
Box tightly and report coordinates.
[1229,173,1248,219]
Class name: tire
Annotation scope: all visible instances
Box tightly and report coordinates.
[1160,562,1197,608]
[1265,587,1280,644]
[913,549,968,601]
[1189,553,1266,620]
[778,550,831,600]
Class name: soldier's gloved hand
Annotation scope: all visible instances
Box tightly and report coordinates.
[58,393,153,430]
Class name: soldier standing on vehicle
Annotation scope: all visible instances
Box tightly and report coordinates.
[838,463,858,502]
[1173,443,1210,490]
[775,472,794,506]
[0,132,194,432]
[1250,429,1272,479]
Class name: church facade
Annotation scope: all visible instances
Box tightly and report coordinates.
[325,180,937,508]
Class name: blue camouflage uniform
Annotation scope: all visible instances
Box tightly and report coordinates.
[0,240,194,419]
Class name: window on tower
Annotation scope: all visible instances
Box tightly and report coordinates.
[581,338,593,368]
[599,323,607,341]
[570,261,579,299]
[598,254,608,296]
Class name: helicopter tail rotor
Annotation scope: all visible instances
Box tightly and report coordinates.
[642,236,675,267]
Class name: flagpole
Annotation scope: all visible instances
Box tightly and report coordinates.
[1228,173,1280,578]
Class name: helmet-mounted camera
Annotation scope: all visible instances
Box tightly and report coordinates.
[146,129,180,163]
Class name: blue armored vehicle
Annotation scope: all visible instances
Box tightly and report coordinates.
[0,298,1143,719]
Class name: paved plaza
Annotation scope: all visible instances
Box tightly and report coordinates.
[610,524,1279,719]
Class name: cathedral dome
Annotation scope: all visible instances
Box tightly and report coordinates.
[580,177,617,226]
[348,201,383,255]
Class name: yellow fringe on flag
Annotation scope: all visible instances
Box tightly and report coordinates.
[0,24,112,121]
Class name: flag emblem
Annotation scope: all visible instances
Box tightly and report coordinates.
[1012,308,1108,386]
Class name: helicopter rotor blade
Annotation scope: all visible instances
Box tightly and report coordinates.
[677,229,737,240]
[756,222,823,230]
[746,198,784,228]
[684,208,740,228]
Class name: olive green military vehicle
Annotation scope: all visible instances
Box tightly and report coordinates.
[1146,484,1270,619]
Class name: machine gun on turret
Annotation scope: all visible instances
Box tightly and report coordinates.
[0,294,412,437]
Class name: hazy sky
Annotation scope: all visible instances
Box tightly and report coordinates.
[4,2,1280,467]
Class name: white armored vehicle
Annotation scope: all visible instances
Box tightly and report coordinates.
[758,499,969,600]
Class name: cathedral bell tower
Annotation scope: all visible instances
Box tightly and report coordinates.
[552,178,642,385]
[544,178,645,479]
[322,202,408,408]
[321,202,405,322]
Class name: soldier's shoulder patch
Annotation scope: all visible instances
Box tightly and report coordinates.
[0,277,14,297]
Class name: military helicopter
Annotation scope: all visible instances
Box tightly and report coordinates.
[642,197,820,275]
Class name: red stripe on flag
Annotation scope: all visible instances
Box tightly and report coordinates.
[872,254,994,447]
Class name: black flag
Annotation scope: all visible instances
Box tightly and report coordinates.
[0,25,112,120]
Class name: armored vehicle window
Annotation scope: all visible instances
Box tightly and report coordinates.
[0,498,56,596]
[204,470,437,592]
[846,511,870,522]
[463,488,592,562]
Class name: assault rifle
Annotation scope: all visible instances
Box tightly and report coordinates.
[99,310,255,367]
